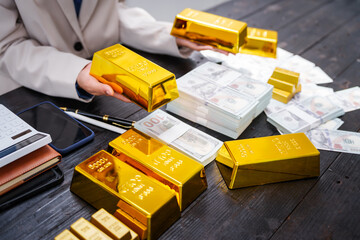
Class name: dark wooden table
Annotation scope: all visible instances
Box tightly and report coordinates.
[1,0,359,239]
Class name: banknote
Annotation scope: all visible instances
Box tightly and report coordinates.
[134,109,223,165]
[264,99,291,116]
[330,86,360,112]
[299,96,344,119]
[315,118,344,130]
[300,66,333,84]
[292,84,334,103]
[228,76,273,99]
[267,107,311,133]
[279,55,315,73]
[306,129,360,154]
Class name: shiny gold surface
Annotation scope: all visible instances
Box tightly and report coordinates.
[268,67,301,103]
[91,208,132,240]
[240,27,278,58]
[108,128,207,211]
[70,218,112,240]
[216,133,320,189]
[70,150,180,240]
[171,8,247,53]
[54,229,80,240]
[90,44,179,112]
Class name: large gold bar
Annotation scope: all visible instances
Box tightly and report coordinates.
[70,150,180,240]
[171,8,247,53]
[108,128,207,212]
[216,133,320,189]
[91,208,132,240]
[70,218,112,240]
[90,44,179,112]
[240,27,278,58]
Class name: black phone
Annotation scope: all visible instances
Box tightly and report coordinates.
[17,101,94,155]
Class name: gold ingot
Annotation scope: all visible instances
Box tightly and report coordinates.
[108,128,207,212]
[70,218,112,240]
[54,229,80,240]
[91,208,132,240]
[240,27,278,58]
[271,67,300,86]
[171,8,247,53]
[90,44,179,112]
[268,77,296,93]
[216,133,320,189]
[271,88,294,104]
[70,150,180,240]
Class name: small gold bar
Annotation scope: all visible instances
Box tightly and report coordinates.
[268,77,296,93]
[171,8,247,53]
[70,218,112,240]
[216,133,320,189]
[240,27,278,58]
[272,88,293,103]
[91,208,132,240]
[54,229,80,240]
[90,44,179,112]
[108,128,207,212]
[70,150,181,240]
[271,67,300,86]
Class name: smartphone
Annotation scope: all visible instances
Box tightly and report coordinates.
[17,101,94,155]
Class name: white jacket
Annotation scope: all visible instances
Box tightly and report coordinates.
[0,0,187,99]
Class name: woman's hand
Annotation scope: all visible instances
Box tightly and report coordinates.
[175,37,230,55]
[76,62,131,102]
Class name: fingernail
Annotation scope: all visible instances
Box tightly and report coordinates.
[105,90,112,96]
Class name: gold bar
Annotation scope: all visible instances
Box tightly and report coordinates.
[90,44,179,112]
[240,27,278,58]
[54,229,80,240]
[171,8,247,53]
[271,67,300,86]
[108,128,207,212]
[91,208,131,240]
[216,133,320,189]
[70,150,181,240]
[272,88,294,104]
[268,77,296,93]
[70,218,112,240]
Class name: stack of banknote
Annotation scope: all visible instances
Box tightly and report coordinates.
[267,95,345,134]
[166,62,273,139]
[134,109,223,166]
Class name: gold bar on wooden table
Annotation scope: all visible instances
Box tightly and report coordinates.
[91,208,132,240]
[108,128,207,212]
[171,8,247,53]
[70,218,112,240]
[240,27,278,58]
[70,150,180,240]
[90,44,179,112]
[216,133,320,189]
[54,229,80,240]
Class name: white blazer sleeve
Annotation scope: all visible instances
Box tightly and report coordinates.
[117,3,193,58]
[0,1,90,100]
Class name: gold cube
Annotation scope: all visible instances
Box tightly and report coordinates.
[108,128,207,211]
[90,44,179,112]
[171,8,247,53]
[70,150,180,240]
[240,27,278,58]
[216,133,320,189]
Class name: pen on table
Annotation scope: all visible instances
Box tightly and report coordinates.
[60,107,134,129]
[64,111,126,134]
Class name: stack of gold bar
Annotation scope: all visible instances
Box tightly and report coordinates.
[90,44,179,112]
[216,133,320,189]
[54,208,139,240]
[267,67,301,103]
[108,128,208,212]
[171,8,247,53]
[70,150,181,240]
[239,27,278,58]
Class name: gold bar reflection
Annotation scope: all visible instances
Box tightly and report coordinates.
[216,133,320,189]
[90,44,179,112]
[171,8,247,53]
[240,27,278,58]
[70,150,180,240]
[108,128,207,212]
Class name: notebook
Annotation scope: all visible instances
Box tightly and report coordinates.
[0,145,61,195]
[0,104,52,168]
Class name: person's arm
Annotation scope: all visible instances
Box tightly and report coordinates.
[0,1,91,101]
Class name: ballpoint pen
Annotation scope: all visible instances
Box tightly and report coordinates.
[60,107,134,129]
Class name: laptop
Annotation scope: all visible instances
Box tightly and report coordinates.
[0,104,52,168]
